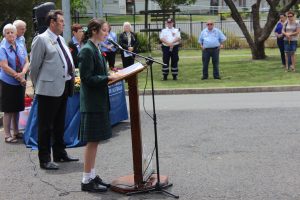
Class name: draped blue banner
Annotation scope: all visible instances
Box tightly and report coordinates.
[24,81,128,149]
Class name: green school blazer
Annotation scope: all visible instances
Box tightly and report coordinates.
[78,40,110,112]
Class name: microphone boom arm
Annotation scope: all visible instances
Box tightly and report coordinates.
[108,39,166,67]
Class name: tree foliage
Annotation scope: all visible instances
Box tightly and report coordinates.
[152,0,197,10]
[223,0,298,59]
[0,0,88,48]
[71,0,90,13]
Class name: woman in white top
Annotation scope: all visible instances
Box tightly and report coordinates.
[282,10,300,72]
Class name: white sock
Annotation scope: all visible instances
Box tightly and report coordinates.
[82,172,92,184]
[91,168,96,179]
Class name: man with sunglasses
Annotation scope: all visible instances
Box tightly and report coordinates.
[198,20,226,80]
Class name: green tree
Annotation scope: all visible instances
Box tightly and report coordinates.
[223,0,298,59]
[0,0,87,49]
[71,0,89,13]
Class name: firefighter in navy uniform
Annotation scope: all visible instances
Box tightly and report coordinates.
[159,18,181,80]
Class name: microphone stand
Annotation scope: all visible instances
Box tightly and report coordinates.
[115,46,179,199]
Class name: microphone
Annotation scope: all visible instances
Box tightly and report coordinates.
[108,39,122,49]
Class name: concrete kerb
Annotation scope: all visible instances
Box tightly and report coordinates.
[135,85,300,95]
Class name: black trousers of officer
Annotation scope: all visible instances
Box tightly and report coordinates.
[162,45,179,78]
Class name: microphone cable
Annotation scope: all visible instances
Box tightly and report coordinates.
[28,150,82,197]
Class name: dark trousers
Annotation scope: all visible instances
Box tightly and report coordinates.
[277,39,286,66]
[104,51,116,68]
[162,45,179,77]
[202,47,220,78]
[121,53,135,68]
[37,81,70,163]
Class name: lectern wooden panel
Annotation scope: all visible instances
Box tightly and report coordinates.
[109,63,169,194]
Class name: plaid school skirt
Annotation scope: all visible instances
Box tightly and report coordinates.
[80,112,112,142]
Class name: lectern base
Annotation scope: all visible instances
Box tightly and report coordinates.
[111,174,169,194]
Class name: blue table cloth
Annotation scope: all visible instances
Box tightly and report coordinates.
[24,81,128,149]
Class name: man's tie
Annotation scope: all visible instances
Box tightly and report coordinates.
[57,37,73,76]
[10,45,22,73]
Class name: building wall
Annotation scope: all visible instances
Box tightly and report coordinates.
[86,0,269,15]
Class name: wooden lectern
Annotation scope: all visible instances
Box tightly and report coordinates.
[108,63,169,194]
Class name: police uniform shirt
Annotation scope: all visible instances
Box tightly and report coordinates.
[160,27,181,46]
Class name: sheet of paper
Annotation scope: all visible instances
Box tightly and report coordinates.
[116,62,144,75]
[124,51,133,57]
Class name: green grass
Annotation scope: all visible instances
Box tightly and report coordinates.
[176,15,219,22]
[120,48,300,89]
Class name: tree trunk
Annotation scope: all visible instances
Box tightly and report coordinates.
[250,41,266,59]
[224,0,298,60]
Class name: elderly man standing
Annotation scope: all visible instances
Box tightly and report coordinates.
[13,20,27,47]
[1,20,26,47]
[198,20,226,80]
[30,10,78,170]
[159,18,181,81]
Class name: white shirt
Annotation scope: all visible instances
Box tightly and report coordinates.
[47,29,74,81]
[159,27,181,46]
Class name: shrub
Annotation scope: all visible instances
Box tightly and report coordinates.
[224,32,242,49]
[265,38,277,48]
[136,33,149,53]
[179,31,200,49]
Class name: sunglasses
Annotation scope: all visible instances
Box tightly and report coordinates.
[207,23,213,25]
[288,15,294,18]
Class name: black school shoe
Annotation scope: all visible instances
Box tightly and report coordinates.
[81,179,108,193]
[93,175,111,188]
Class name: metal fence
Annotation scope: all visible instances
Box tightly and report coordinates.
[73,13,276,50]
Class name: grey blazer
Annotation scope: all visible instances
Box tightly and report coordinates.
[29,29,74,97]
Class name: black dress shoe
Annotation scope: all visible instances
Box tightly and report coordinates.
[201,77,208,80]
[40,162,59,170]
[81,179,108,193]
[173,76,177,80]
[93,175,111,188]
[54,155,79,162]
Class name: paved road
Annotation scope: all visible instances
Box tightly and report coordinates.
[1,92,300,199]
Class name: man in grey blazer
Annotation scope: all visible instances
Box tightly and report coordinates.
[30,10,78,170]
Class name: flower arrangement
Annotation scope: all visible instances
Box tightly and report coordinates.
[74,69,80,93]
